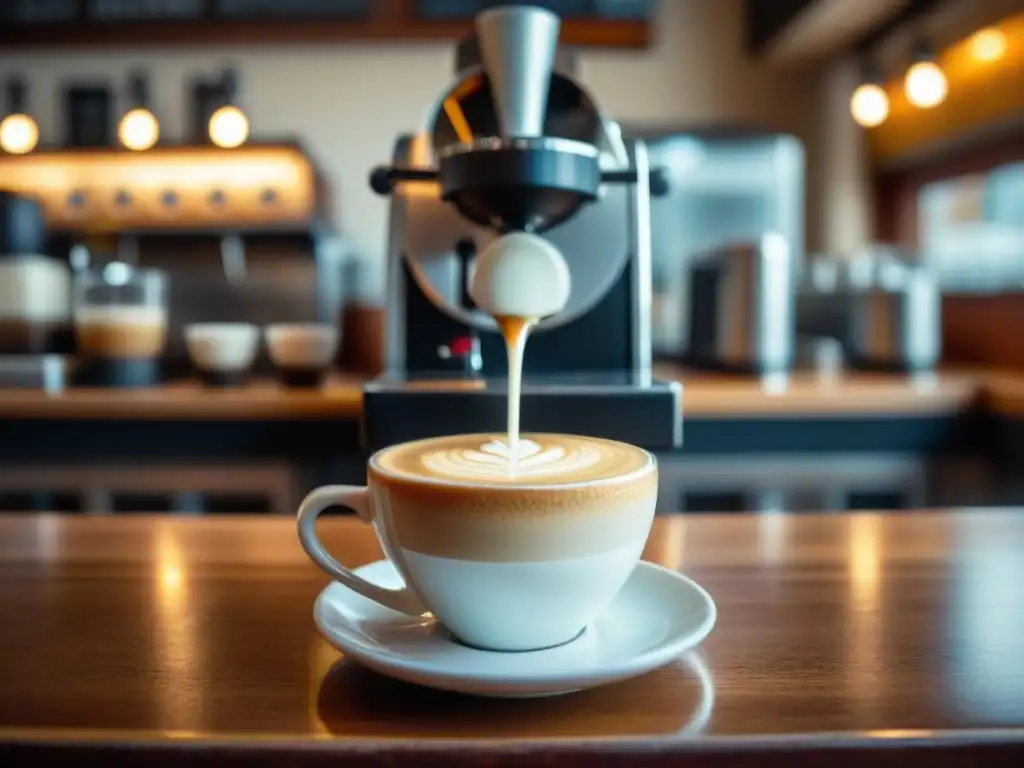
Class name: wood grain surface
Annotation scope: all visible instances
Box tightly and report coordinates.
[0,375,366,420]
[2,511,1024,766]
[0,368,982,420]
[980,372,1024,417]
[659,366,978,417]
[943,296,1024,372]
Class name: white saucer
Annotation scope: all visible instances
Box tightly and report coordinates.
[313,559,717,698]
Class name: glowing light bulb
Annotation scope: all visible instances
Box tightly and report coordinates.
[0,113,39,154]
[208,105,249,149]
[850,83,889,128]
[971,28,1007,62]
[905,60,948,109]
[118,108,159,151]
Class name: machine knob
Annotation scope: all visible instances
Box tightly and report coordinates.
[369,165,439,196]
[600,166,670,197]
[369,166,395,195]
[649,167,670,198]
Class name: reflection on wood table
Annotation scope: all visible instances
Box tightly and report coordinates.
[2,511,1024,765]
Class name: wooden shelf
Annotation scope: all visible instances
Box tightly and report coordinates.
[0,1,651,49]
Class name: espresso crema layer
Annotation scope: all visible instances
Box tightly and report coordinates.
[373,432,651,488]
[368,433,658,562]
[75,305,168,359]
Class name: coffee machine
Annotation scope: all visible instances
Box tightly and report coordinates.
[0,191,74,389]
[0,142,343,386]
[362,5,680,451]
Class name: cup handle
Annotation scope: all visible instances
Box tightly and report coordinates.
[296,485,426,616]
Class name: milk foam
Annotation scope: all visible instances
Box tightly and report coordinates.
[373,433,652,488]
[74,304,167,327]
[421,437,603,482]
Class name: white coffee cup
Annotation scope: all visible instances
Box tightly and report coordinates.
[265,323,338,366]
[297,432,658,652]
[265,323,339,387]
[185,323,260,386]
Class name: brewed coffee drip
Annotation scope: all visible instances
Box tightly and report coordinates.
[470,233,571,472]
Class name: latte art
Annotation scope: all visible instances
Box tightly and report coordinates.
[422,438,603,481]
[373,433,653,487]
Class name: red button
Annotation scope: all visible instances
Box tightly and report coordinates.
[450,337,473,357]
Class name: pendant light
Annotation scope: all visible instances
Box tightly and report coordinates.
[0,76,39,155]
[208,68,249,149]
[118,70,160,151]
[904,40,947,109]
[970,27,1007,63]
[850,60,889,128]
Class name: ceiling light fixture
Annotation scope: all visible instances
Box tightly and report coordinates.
[0,76,39,155]
[208,68,249,149]
[850,59,889,128]
[904,40,948,109]
[970,27,1007,63]
[118,70,160,151]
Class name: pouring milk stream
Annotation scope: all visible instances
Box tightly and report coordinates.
[469,233,571,476]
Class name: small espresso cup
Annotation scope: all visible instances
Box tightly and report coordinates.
[266,323,338,387]
[185,323,260,387]
[297,432,658,652]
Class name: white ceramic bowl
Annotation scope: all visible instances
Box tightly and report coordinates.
[265,323,339,368]
[185,323,261,373]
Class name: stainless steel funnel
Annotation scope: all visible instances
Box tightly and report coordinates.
[475,5,560,139]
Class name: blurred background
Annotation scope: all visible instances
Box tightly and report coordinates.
[0,0,1022,516]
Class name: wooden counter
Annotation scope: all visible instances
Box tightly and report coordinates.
[978,373,1024,417]
[657,366,979,417]
[0,368,985,420]
[2,511,1024,766]
[0,374,367,420]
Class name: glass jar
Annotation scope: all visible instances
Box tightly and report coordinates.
[73,263,169,386]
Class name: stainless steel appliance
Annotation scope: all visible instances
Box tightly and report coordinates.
[633,129,805,357]
[849,265,941,373]
[797,250,942,374]
[685,234,796,374]
[796,254,852,344]
[362,5,679,451]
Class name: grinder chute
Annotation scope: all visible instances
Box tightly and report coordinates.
[370,5,659,235]
[475,4,558,139]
